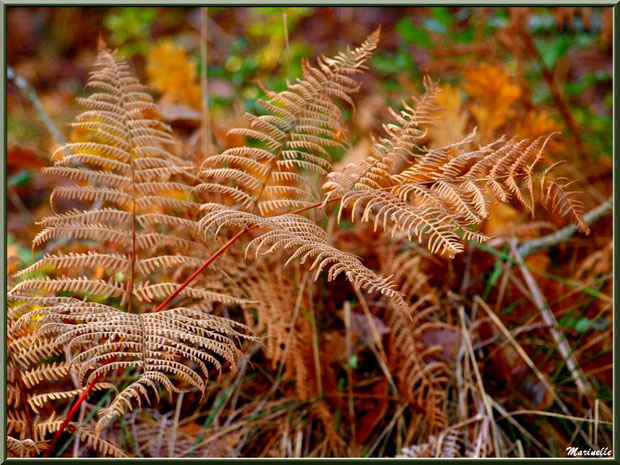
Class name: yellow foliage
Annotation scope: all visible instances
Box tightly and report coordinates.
[462,65,521,143]
[428,84,467,147]
[146,42,201,109]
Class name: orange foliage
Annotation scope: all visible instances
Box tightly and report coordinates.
[147,42,201,109]
[515,111,564,154]
[463,64,521,142]
[428,84,467,147]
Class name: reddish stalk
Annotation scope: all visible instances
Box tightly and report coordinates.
[43,344,123,457]
[41,197,342,457]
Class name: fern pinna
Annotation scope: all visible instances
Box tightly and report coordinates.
[8,42,253,456]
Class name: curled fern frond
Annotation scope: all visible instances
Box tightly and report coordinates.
[199,203,408,312]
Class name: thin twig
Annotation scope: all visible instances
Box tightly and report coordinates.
[509,243,594,398]
[168,392,185,457]
[352,287,399,396]
[200,7,214,155]
[489,398,552,456]
[8,65,68,147]
[458,305,499,457]
[475,296,587,418]
[517,196,612,258]
[497,409,612,426]
[282,12,290,76]
[343,301,356,450]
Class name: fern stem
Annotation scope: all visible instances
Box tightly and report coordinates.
[153,226,251,313]
[154,196,341,313]
[43,346,122,457]
[43,379,97,457]
[42,198,339,456]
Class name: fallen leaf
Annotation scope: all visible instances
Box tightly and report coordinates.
[352,312,390,343]
[483,202,520,236]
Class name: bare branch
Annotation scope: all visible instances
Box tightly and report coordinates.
[7,65,67,146]
[518,197,612,258]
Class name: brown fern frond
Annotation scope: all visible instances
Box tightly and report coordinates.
[199,203,408,312]
[238,258,300,368]
[28,384,116,413]
[16,302,254,428]
[379,254,449,434]
[8,410,30,438]
[7,436,50,458]
[34,415,127,458]
[19,362,73,389]
[15,252,130,277]
[398,430,462,458]
[323,80,589,258]
[69,424,128,458]
[197,29,379,216]
[8,44,254,441]
[324,76,440,197]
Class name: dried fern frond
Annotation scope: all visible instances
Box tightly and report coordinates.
[199,203,408,312]
[374,242,450,435]
[238,257,301,368]
[69,424,129,458]
[16,298,253,432]
[8,43,253,440]
[323,79,589,258]
[398,430,462,458]
[119,409,242,457]
[33,418,127,458]
[197,28,380,216]
[7,436,50,458]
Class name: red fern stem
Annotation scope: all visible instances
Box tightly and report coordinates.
[42,197,342,457]
[43,345,122,457]
[41,227,252,457]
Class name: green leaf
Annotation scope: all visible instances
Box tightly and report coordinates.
[8,169,34,188]
[535,35,572,69]
[574,317,591,333]
[429,7,453,31]
[372,49,416,75]
[396,17,432,47]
